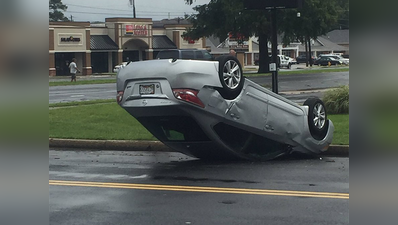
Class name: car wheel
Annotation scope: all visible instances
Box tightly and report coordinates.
[216,55,244,100]
[287,63,291,69]
[304,98,329,140]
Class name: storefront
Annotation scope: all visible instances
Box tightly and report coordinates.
[49,22,92,76]
[49,19,207,76]
[90,35,119,73]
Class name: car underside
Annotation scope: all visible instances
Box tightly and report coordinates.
[116,56,334,161]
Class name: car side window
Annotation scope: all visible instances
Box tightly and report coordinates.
[195,51,204,59]
[203,52,213,60]
[181,51,194,59]
[157,50,179,59]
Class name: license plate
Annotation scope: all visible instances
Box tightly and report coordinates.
[139,84,155,95]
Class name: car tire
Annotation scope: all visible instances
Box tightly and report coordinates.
[304,98,329,140]
[287,63,291,69]
[216,55,244,100]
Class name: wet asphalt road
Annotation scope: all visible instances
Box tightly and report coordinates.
[49,71,348,104]
[50,149,349,225]
[49,83,115,104]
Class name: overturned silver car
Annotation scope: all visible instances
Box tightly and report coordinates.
[116,56,334,160]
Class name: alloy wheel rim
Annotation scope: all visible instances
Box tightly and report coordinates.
[223,60,241,89]
[313,103,326,129]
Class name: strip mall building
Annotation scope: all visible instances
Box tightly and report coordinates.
[49,17,208,76]
[49,17,348,76]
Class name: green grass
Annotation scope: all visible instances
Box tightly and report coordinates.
[49,79,116,86]
[49,102,155,140]
[328,114,349,145]
[49,101,349,145]
[50,99,115,108]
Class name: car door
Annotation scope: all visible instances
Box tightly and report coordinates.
[279,55,288,67]
[226,85,268,131]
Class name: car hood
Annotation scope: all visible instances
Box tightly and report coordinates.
[117,59,221,91]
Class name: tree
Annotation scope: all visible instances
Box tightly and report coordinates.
[335,0,349,29]
[278,0,343,65]
[184,0,344,72]
[49,0,69,22]
[184,0,272,73]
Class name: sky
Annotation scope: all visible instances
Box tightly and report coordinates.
[61,0,211,22]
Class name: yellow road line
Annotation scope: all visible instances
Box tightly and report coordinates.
[49,180,349,199]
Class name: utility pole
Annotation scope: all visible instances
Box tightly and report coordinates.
[308,38,313,66]
[129,0,136,18]
[133,0,136,18]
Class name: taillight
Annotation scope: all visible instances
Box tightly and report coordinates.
[172,89,205,108]
[116,91,124,104]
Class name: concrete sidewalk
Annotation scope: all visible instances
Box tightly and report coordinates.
[49,138,349,157]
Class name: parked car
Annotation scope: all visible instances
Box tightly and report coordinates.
[288,56,297,64]
[318,54,349,65]
[314,56,343,66]
[296,55,316,64]
[254,55,296,68]
[113,62,129,73]
[116,56,334,161]
[156,49,214,61]
[277,55,296,69]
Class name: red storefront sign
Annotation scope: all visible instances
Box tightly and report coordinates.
[126,24,148,36]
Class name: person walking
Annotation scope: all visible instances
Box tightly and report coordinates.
[69,58,80,82]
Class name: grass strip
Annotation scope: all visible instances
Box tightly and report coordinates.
[50,99,115,108]
[49,102,349,145]
[328,114,349,145]
[49,102,155,140]
[49,79,116,86]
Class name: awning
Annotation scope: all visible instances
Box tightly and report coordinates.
[153,35,177,49]
[90,35,119,50]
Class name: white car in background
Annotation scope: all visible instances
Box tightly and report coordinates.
[278,55,296,69]
[113,62,129,73]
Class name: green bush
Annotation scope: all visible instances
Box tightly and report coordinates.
[323,85,349,114]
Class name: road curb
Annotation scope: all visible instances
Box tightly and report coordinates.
[49,138,172,152]
[321,145,349,157]
[49,138,348,157]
